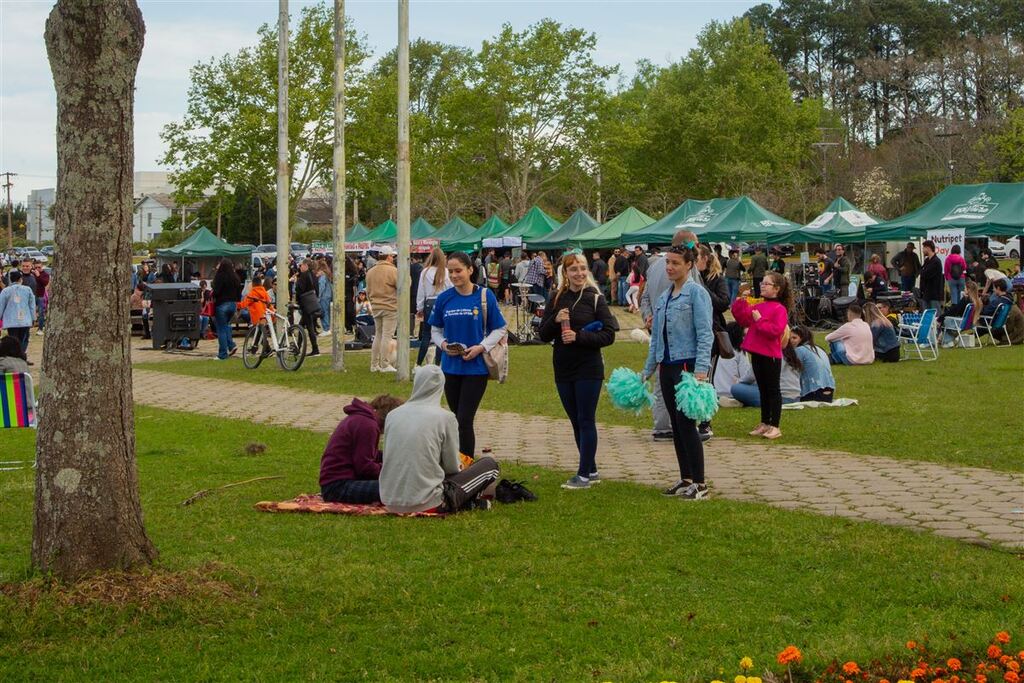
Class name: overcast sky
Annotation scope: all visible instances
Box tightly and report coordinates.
[1,0,767,203]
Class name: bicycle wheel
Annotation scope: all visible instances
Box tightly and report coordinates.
[277,324,307,371]
[241,326,265,369]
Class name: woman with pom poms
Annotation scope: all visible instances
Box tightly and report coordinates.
[642,242,713,500]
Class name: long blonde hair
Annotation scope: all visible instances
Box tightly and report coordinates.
[862,302,892,328]
[424,246,446,289]
[698,244,722,279]
[552,253,599,307]
[965,280,983,318]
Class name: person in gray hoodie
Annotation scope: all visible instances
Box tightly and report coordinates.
[380,364,499,513]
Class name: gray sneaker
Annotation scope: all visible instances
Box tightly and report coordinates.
[588,472,601,484]
[561,475,592,490]
[679,483,709,500]
[662,479,691,496]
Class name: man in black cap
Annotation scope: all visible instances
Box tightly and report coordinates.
[890,242,921,293]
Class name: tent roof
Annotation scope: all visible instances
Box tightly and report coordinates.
[346,222,373,241]
[693,196,799,242]
[871,183,1024,239]
[156,227,252,258]
[365,219,397,243]
[410,217,437,240]
[433,216,477,244]
[769,197,879,244]
[524,208,598,250]
[621,199,714,243]
[443,214,508,252]
[572,207,655,249]
[496,206,561,241]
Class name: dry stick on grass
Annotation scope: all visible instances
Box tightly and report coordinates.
[181,476,285,506]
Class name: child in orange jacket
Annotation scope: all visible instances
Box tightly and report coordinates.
[239,276,273,354]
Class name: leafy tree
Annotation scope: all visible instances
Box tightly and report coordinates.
[160,4,369,228]
[981,107,1024,181]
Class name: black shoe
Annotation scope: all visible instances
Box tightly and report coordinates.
[652,430,673,442]
[495,479,538,504]
[698,424,713,442]
[469,498,493,511]
[662,479,692,496]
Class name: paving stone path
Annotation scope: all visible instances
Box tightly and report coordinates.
[131,368,1024,550]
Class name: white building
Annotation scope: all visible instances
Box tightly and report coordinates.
[26,188,56,243]
[133,171,174,196]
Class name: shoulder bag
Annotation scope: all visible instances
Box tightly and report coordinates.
[479,286,508,383]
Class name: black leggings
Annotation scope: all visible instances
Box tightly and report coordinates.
[659,363,705,484]
[749,352,782,427]
[300,311,320,354]
[443,373,489,457]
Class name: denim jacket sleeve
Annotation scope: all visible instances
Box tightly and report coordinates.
[691,284,713,376]
[642,291,666,378]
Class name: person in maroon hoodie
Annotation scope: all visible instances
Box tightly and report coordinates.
[319,395,404,503]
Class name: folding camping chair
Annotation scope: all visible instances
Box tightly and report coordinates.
[899,307,938,361]
[1,372,38,471]
[944,302,981,349]
[977,302,1012,347]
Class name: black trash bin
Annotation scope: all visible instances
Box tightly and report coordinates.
[148,282,201,350]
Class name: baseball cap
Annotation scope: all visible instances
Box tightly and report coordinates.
[377,245,395,256]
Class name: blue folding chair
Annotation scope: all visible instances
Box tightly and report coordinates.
[978,303,1012,347]
[944,302,981,349]
[899,307,938,361]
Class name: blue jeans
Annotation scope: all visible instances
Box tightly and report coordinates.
[947,279,963,305]
[617,278,629,305]
[36,296,46,330]
[214,301,237,359]
[900,275,915,292]
[828,340,851,365]
[555,379,602,478]
[321,478,380,504]
[731,382,799,408]
[726,277,740,303]
[320,295,332,331]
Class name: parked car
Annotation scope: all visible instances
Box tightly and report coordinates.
[988,238,1020,260]
[20,249,48,264]
[40,245,55,257]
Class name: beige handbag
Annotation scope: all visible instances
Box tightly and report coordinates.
[480,287,508,383]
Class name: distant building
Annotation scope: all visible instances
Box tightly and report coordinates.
[132,193,204,242]
[26,188,56,243]
[295,197,333,231]
[134,171,173,196]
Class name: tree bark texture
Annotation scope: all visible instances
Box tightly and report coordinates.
[33,0,157,580]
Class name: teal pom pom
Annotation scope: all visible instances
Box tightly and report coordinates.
[606,367,654,414]
[674,372,719,423]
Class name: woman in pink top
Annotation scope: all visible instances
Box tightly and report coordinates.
[730,271,792,440]
[824,303,875,365]
[943,244,968,305]
[866,254,888,283]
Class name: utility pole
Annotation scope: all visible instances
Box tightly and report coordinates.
[2,172,15,249]
[276,0,291,332]
[36,200,45,245]
[258,197,263,246]
[331,0,346,371]
[395,0,411,381]
[353,195,359,226]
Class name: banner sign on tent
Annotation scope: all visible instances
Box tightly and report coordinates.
[623,244,649,252]
[412,238,439,254]
[311,241,332,254]
[925,228,965,266]
[838,210,878,227]
[940,192,998,222]
[345,241,373,252]
[677,205,717,229]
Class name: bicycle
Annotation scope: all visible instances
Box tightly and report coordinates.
[241,304,308,371]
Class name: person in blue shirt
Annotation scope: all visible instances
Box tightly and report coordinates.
[0,270,37,354]
[642,244,713,500]
[428,252,507,460]
[788,325,836,402]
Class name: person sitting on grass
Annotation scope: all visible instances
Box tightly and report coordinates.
[712,322,750,402]
[824,303,875,365]
[0,334,29,374]
[789,326,835,402]
[238,275,274,356]
[379,364,500,513]
[319,394,405,504]
[862,302,900,363]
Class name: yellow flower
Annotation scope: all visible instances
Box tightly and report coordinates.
[898,680,916,683]
[712,680,726,683]
[740,658,754,671]
[735,676,747,683]
[748,678,763,683]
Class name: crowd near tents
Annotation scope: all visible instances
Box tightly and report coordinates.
[295,182,1024,260]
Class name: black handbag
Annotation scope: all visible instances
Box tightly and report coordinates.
[713,325,735,359]
[298,289,322,317]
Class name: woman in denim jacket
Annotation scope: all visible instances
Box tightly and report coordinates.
[642,244,713,500]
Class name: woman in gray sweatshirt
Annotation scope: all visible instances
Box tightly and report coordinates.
[380,365,499,513]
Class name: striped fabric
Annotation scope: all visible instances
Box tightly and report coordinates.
[1,373,36,429]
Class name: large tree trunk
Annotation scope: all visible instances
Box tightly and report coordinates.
[33,0,156,580]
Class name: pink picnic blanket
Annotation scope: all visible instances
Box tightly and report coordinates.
[254,494,445,518]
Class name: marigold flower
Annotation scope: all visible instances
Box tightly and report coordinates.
[747,677,762,683]
[908,642,919,650]
[912,669,927,679]
[991,647,1005,659]
[777,646,802,665]
[949,660,963,672]
[740,657,754,671]
[735,675,747,683]
[1018,652,1024,661]
[976,676,988,683]
[934,678,947,683]
[1009,662,1021,673]
[880,679,891,683]
[997,633,1011,644]
[843,662,861,675]
[711,680,725,683]
[1003,657,1013,666]
[1004,672,1019,683]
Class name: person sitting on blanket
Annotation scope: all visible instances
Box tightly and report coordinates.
[788,325,835,402]
[380,364,500,513]
[319,394,405,504]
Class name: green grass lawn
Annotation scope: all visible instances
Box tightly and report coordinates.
[1,408,1020,681]
[138,339,1024,472]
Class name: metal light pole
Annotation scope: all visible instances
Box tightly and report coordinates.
[276,0,290,332]
[331,0,346,370]
[395,0,411,381]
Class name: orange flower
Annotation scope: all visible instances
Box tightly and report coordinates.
[1004,672,1019,683]
[991,647,1005,659]
[908,642,919,650]
[997,633,1011,644]
[880,679,891,683]
[950,661,963,672]
[935,678,948,683]
[844,662,861,675]
[912,669,928,679]
[977,675,989,683]
[1002,657,1013,667]
[777,646,803,665]
[1009,662,1021,673]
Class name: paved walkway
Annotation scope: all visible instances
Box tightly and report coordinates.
[131,369,1024,550]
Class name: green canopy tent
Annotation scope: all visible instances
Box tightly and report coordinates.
[444,214,508,253]
[487,206,560,247]
[524,208,598,250]
[571,207,655,249]
[692,196,799,243]
[410,217,437,240]
[432,216,477,247]
[769,197,879,245]
[870,182,1024,239]
[365,219,397,243]
[156,227,252,279]
[620,199,710,244]
[346,222,373,241]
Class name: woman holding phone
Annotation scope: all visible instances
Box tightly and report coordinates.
[642,244,714,500]
[538,252,618,490]
[428,252,507,460]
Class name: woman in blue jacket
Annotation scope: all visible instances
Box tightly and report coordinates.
[788,325,835,402]
[643,244,713,500]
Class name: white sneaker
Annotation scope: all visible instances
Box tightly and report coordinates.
[380,364,398,373]
[370,365,381,373]
[318,330,331,337]
[36,330,44,336]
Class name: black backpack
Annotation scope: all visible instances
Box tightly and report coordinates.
[950,262,963,280]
